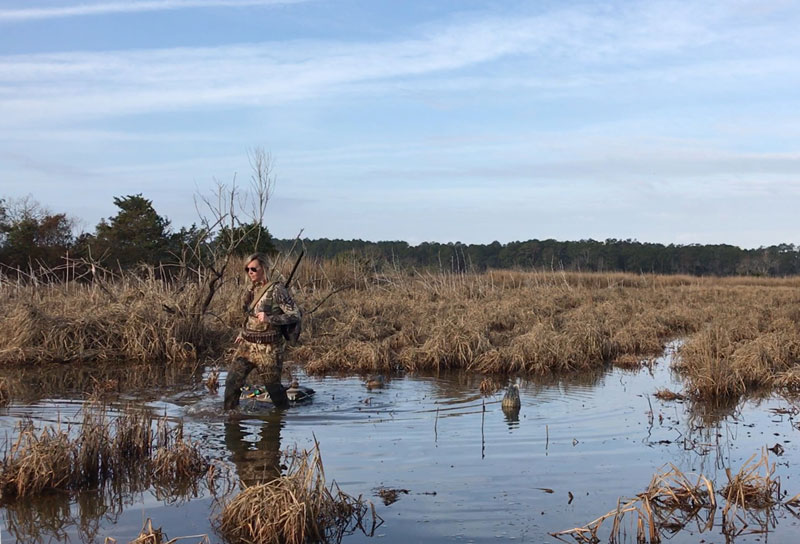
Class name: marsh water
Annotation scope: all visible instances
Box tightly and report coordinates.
[1,342,798,543]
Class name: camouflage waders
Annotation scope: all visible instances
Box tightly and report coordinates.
[225,340,288,409]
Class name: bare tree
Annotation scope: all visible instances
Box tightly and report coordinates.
[183,147,277,321]
[248,147,276,251]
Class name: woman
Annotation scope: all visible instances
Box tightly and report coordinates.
[223,252,301,409]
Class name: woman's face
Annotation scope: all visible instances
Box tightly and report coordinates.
[245,259,267,284]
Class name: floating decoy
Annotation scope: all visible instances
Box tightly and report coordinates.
[502,382,521,411]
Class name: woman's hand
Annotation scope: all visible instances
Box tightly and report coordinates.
[257,311,268,323]
[234,334,243,344]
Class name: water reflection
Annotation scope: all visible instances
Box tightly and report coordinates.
[2,354,799,543]
[427,367,606,402]
[0,361,203,403]
[224,411,285,486]
[3,483,127,544]
[502,406,520,428]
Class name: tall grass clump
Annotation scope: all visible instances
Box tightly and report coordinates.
[0,268,232,365]
[0,403,208,502]
[0,376,10,405]
[219,441,380,544]
[104,518,210,544]
[675,287,800,400]
[720,449,783,535]
[553,449,795,543]
[296,268,709,376]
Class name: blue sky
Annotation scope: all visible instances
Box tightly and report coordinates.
[1,0,799,247]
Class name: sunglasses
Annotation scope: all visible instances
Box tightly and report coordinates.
[245,266,260,273]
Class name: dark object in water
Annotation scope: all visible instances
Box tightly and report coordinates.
[375,487,410,505]
[241,381,315,407]
[768,443,785,456]
[502,383,521,411]
[365,375,385,389]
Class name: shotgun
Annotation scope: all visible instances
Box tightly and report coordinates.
[285,249,304,288]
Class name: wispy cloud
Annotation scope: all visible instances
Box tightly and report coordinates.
[2,2,797,127]
[0,0,306,22]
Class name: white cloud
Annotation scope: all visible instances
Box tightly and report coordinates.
[3,1,797,127]
[0,0,306,22]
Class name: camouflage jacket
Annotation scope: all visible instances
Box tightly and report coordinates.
[243,281,301,333]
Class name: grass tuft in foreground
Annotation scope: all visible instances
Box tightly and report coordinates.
[0,403,208,502]
[104,518,210,544]
[219,440,381,544]
[552,449,793,543]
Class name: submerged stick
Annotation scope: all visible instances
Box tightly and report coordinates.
[546,424,549,452]
[481,398,485,459]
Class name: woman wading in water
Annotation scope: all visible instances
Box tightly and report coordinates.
[224,253,301,409]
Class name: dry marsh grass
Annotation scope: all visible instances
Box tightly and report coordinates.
[720,449,782,535]
[553,449,794,543]
[219,441,380,544]
[0,274,226,365]
[0,403,208,502]
[296,269,800,400]
[298,271,705,377]
[0,376,10,406]
[104,518,210,544]
[552,464,717,543]
[675,288,800,400]
[3,263,800,402]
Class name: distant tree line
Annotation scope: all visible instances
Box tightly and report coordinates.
[0,194,275,276]
[2,193,798,277]
[273,238,800,277]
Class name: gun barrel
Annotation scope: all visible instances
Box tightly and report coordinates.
[285,249,305,287]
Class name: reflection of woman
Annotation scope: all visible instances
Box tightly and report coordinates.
[224,412,284,486]
[224,253,301,410]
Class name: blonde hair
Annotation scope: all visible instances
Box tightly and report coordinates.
[245,252,269,270]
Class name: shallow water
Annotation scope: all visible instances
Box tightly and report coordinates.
[1,342,799,543]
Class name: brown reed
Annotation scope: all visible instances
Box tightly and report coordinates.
[721,449,781,514]
[219,440,380,544]
[3,262,800,403]
[0,273,225,365]
[0,403,208,502]
[552,464,716,543]
[553,449,796,543]
[479,376,501,395]
[104,518,210,544]
[0,420,73,499]
[0,376,9,405]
